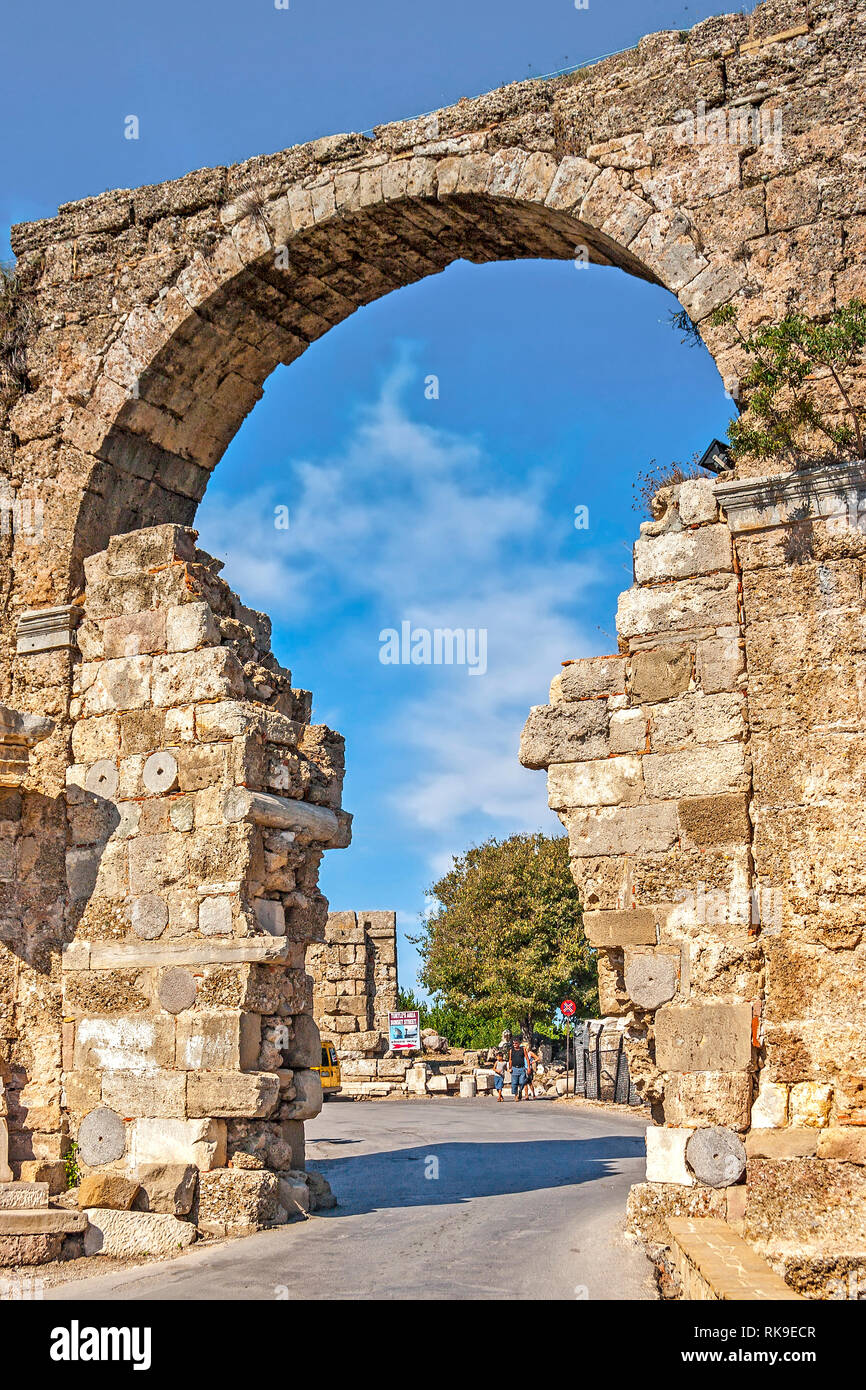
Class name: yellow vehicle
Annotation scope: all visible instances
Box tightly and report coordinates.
[314,1042,342,1099]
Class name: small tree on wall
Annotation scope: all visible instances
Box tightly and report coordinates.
[708,299,866,465]
[412,832,597,1043]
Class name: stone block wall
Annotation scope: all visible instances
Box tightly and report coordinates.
[52,523,350,1191]
[307,910,398,1065]
[522,465,866,1296]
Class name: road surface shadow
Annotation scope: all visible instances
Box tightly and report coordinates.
[310,1136,644,1215]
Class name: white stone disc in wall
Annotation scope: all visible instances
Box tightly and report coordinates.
[142,751,179,794]
[131,894,169,940]
[84,760,119,800]
[624,954,678,1011]
[685,1125,746,1188]
[159,968,197,1014]
[77,1107,126,1166]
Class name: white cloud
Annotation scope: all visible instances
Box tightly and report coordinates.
[197,355,614,864]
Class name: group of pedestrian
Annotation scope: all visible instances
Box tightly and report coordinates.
[492,1031,540,1103]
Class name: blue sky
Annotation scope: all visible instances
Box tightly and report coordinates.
[2,0,751,992]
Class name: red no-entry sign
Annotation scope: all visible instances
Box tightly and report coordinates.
[561,999,577,1017]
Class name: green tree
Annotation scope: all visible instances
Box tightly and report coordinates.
[412,832,596,1044]
[708,299,866,464]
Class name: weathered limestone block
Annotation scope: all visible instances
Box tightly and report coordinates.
[745,1129,818,1159]
[609,707,646,753]
[554,656,626,701]
[129,1117,226,1170]
[566,803,679,857]
[547,755,643,810]
[695,635,744,693]
[132,1163,197,1215]
[745,1159,866,1257]
[0,1234,65,1267]
[627,1182,728,1250]
[584,908,659,948]
[102,1070,187,1119]
[642,742,748,800]
[677,793,750,848]
[281,1069,323,1121]
[645,1126,694,1185]
[678,479,718,526]
[84,1208,196,1257]
[196,1168,281,1236]
[0,1183,49,1210]
[633,524,732,584]
[750,1080,788,1129]
[175,1011,261,1072]
[789,1082,833,1128]
[617,575,739,640]
[187,1070,279,1119]
[152,648,245,707]
[519,700,609,769]
[654,1003,753,1073]
[629,646,692,704]
[77,1173,140,1210]
[665,1072,752,1132]
[649,693,745,750]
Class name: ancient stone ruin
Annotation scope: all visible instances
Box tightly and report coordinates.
[522,465,866,1297]
[308,909,401,1089]
[0,0,864,1286]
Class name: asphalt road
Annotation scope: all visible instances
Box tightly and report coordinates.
[47,1097,657,1301]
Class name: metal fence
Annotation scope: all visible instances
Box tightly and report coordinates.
[568,1029,644,1107]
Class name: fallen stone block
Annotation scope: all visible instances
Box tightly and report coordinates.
[196,1168,281,1236]
[132,1163,198,1215]
[277,1172,310,1218]
[83,1208,196,1257]
[77,1173,140,1211]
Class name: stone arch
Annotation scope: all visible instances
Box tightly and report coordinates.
[65,160,737,572]
[2,0,866,1282]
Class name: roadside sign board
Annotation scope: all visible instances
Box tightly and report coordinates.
[388,1010,421,1051]
[561,999,577,1017]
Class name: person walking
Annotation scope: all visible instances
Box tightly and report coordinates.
[492,1051,506,1102]
[523,1042,540,1099]
[508,1035,528,1101]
